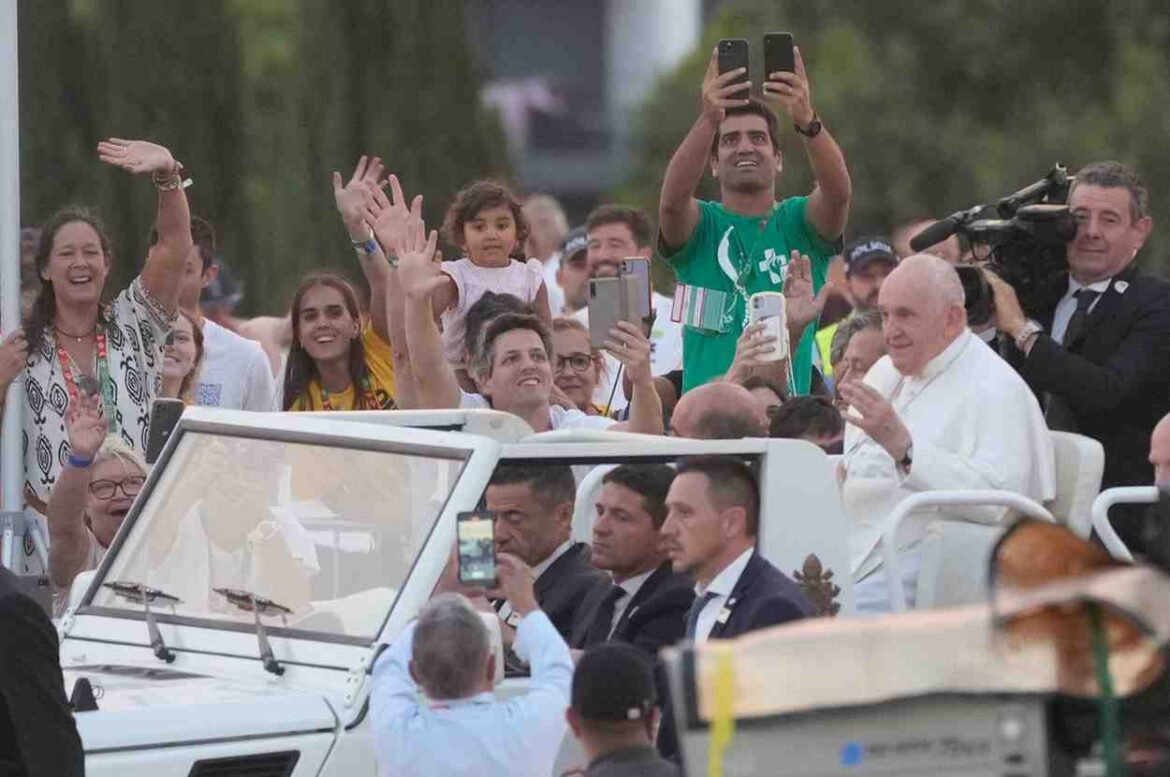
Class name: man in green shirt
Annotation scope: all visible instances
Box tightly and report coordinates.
[658,44,851,395]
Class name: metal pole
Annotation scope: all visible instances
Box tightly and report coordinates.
[0,0,22,570]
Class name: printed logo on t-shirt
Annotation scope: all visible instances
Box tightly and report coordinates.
[758,247,791,286]
[193,382,223,407]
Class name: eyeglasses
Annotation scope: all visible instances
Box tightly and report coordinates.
[89,476,146,500]
[555,353,593,372]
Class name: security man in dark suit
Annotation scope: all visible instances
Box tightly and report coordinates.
[0,567,84,776]
[661,455,813,643]
[988,161,1170,549]
[570,464,693,656]
[487,465,607,645]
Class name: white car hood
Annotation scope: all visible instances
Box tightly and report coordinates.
[65,664,338,753]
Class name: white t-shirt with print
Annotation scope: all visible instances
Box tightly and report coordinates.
[193,319,276,411]
[458,390,615,431]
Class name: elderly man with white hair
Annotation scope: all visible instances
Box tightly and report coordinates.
[838,254,1055,612]
[370,553,572,777]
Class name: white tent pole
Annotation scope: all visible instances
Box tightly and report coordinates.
[0,0,23,569]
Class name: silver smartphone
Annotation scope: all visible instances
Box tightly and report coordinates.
[588,275,641,349]
[619,257,652,322]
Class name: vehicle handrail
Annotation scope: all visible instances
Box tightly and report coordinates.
[880,490,1055,613]
[1090,486,1158,563]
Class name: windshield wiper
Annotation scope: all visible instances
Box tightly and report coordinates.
[102,581,180,663]
[213,588,292,676]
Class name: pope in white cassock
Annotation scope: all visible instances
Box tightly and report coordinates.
[837,254,1055,612]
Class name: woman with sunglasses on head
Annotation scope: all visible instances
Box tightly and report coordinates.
[16,138,192,509]
[46,393,148,610]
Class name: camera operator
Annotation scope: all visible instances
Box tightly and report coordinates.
[987,161,1170,549]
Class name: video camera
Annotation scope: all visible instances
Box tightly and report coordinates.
[910,164,1078,327]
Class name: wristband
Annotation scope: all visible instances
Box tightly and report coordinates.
[352,238,379,257]
[67,452,94,469]
[349,227,374,247]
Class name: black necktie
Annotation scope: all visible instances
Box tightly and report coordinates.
[585,585,625,645]
[1062,288,1100,346]
[685,591,719,640]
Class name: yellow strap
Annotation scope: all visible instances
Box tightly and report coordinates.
[707,644,736,777]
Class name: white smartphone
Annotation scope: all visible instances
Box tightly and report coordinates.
[748,291,789,362]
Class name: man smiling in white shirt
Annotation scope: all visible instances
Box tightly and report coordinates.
[839,254,1055,612]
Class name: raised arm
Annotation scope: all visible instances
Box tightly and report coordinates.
[333,155,391,343]
[47,394,106,591]
[762,48,851,240]
[659,48,750,249]
[606,321,664,435]
[395,210,463,409]
[367,172,434,409]
[98,138,193,314]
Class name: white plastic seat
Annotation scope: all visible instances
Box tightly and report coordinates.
[1091,486,1159,562]
[880,491,1055,612]
[571,464,617,544]
[1046,431,1105,537]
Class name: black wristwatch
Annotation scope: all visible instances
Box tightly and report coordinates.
[793,113,823,138]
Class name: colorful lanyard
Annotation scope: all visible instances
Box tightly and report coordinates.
[319,375,379,411]
[56,326,117,432]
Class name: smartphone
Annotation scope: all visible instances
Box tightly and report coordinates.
[619,257,652,324]
[763,32,795,76]
[588,275,641,349]
[145,398,185,464]
[717,38,750,88]
[457,510,497,587]
[748,291,789,362]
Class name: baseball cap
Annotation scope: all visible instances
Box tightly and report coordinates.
[843,236,898,276]
[571,643,657,722]
[560,226,587,264]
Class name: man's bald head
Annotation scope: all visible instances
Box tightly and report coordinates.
[878,254,968,377]
[671,382,768,439]
[1151,413,1170,486]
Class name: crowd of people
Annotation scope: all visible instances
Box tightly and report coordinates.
[2,39,1170,777]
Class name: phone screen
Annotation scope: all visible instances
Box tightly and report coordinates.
[764,32,795,76]
[457,511,497,586]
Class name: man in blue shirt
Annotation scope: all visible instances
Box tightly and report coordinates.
[370,553,572,777]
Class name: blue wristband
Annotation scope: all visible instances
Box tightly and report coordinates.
[67,452,94,469]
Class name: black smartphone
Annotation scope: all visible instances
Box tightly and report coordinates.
[145,398,185,464]
[764,32,795,76]
[717,38,749,88]
[457,510,497,587]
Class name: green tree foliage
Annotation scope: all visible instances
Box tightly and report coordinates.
[619,0,1170,290]
[18,0,506,314]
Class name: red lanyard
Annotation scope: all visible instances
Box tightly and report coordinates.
[56,326,117,432]
[319,375,379,411]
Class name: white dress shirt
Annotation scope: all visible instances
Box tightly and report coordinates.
[692,547,754,644]
[371,610,572,777]
[608,567,657,637]
[842,330,1055,584]
[1050,277,1111,343]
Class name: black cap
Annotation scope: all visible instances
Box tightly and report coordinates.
[561,226,587,262]
[572,643,657,722]
[843,236,898,276]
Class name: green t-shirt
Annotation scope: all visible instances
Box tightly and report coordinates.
[662,196,837,394]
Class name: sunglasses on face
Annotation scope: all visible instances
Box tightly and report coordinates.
[89,476,145,500]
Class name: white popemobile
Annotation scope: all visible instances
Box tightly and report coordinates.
[59,407,853,776]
